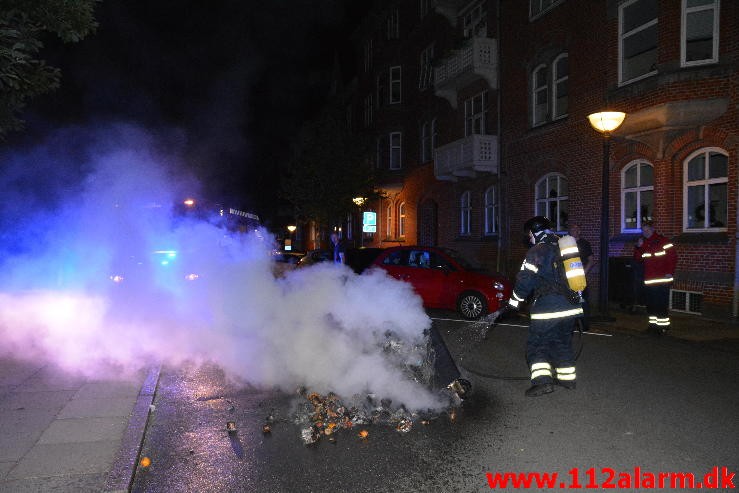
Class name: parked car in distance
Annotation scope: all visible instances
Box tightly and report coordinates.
[370,246,512,319]
[296,249,333,268]
[345,247,384,274]
[271,251,305,276]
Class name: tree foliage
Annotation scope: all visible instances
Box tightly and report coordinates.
[282,101,381,226]
[0,0,98,139]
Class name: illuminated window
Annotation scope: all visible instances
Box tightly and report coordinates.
[460,191,471,236]
[398,202,406,237]
[484,186,498,235]
[621,160,654,231]
[535,173,568,232]
[684,148,728,230]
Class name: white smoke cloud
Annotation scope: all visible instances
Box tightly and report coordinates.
[0,123,442,410]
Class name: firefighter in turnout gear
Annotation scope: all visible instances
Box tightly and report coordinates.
[508,216,583,397]
[633,220,677,336]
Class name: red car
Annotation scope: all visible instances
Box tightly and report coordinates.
[371,246,512,319]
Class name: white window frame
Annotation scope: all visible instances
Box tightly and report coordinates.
[619,0,659,85]
[363,94,373,127]
[398,202,406,237]
[462,0,487,38]
[484,186,498,235]
[390,66,402,104]
[681,0,720,67]
[364,38,373,73]
[552,53,568,119]
[419,44,434,90]
[532,64,548,126]
[386,203,393,238]
[683,147,728,231]
[387,9,400,40]
[621,160,654,232]
[389,131,402,170]
[535,173,569,232]
[464,91,487,136]
[530,0,565,20]
[460,191,472,236]
[420,0,430,18]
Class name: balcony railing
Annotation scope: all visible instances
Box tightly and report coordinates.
[434,36,498,108]
[434,134,498,181]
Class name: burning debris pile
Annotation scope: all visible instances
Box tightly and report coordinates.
[288,329,469,445]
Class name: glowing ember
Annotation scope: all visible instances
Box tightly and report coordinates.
[358,429,369,439]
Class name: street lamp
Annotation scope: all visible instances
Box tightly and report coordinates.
[286,225,296,251]
[587,111,626,318]
[353,197,366,247]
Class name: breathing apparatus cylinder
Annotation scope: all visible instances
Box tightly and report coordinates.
[558,235,587,292]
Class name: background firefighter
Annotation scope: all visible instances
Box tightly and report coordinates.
[508,216,583,397]
[633,220,677,336]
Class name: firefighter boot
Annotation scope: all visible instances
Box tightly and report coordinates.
[525,383,554,397]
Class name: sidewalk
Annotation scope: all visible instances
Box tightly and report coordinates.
[589,306,739,343]
[1,308,737,493]
[0,358,158,493]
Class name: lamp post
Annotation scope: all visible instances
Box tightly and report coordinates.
[286,225,296,251]
[353,197,366,247]
[587,111,626,318]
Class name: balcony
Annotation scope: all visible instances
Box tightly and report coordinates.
[434,36,498,108]
[434,134,498,181]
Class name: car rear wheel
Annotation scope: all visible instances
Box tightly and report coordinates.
[457,291,488,320]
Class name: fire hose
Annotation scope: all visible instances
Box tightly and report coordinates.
[457,308,585,381]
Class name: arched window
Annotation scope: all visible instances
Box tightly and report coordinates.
[621,160,654,231]
[460,191,471,236]
[484,186,497,235]
[684,148,728,230]
[398,202,406,237]
[535,173,568,231]
[386,204,393,238]
[552,53,568,119]
[532,64,548,126]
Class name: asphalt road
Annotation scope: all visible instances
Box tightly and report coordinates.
[130,314,739,493]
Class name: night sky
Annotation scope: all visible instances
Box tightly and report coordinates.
[17,1,366,225]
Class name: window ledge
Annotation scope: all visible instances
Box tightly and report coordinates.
[675,232,729,244]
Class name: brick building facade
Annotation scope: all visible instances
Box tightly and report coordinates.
[342,0,737,318]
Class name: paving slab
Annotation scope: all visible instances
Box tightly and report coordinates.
[0,390,76,411]
[38,417,129,445]
[0,430,44,462]
[7,441,119,479]
[73,381,142,400]
[0,473,108,493]
[58,396,136,419]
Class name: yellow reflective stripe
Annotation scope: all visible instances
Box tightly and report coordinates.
[531,362,551,371]
[557,373,576,381]
[649,315,658,322]
[644,277,673,284]
[654,251,666,256]
[655,317,670,326]
[531,369,552,379]
[642,252,652,258]
[512,292,525,302]
[663,243,674,249]
[566,268,585,278]
[560,246,579,256]
[530,307,583,319]
[523,261,538,273]
[509,299,520,308]
[556,366,575,374]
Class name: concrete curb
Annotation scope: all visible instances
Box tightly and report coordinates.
[103,365,161,493]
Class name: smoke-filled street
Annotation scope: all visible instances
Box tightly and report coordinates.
[130,315,738,493]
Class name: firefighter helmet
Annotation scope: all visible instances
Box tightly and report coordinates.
[524,216,553,235]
